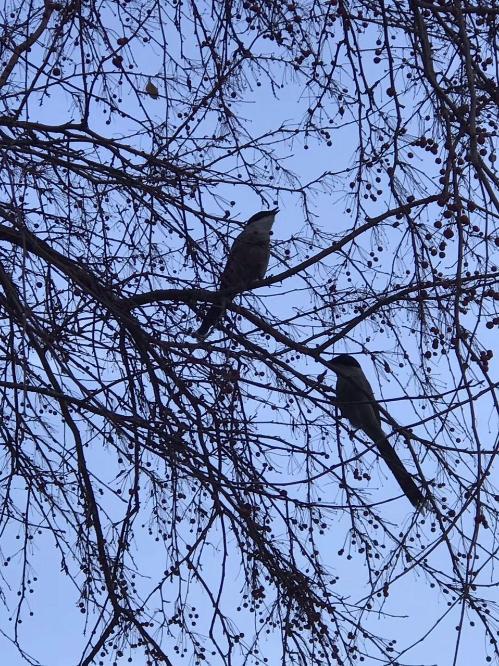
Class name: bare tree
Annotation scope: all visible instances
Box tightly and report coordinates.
[0,1,498,664]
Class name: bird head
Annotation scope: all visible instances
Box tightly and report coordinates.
[329,354,362,370]
[245,208,278,234]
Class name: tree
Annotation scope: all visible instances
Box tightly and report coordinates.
[0,0,498,664]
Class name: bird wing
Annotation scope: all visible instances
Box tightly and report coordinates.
[336,370,426,509]
[336,373,382,434]
[219,233,270,293]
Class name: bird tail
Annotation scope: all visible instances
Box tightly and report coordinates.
[195,303,225,340]
[375,436,427,509]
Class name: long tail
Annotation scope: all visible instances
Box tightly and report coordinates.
[375,437,426,509]
[195,302,225,340]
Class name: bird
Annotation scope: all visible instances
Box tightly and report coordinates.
[328,354,427,509]
[195,208,278,339]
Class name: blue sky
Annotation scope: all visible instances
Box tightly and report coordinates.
[0,3,498,665]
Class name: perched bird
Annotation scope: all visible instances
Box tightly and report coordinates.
[195,208,278,339]
[329,354,426,509]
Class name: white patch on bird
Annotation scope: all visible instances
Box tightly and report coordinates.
[247,213,276,234]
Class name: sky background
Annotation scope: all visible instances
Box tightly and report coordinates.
[0,2,498,665]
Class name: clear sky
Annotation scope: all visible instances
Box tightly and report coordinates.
[0,3,498,665]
